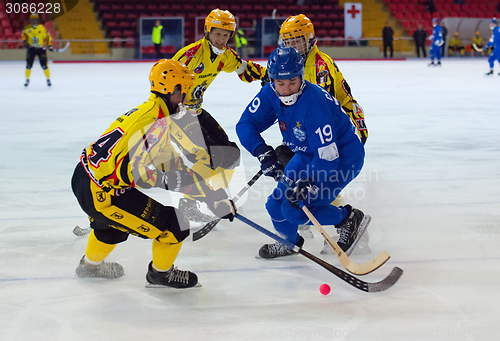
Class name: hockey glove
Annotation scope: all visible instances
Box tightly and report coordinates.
[256,145,284,181]
[285,177,319,209]
[49,45,54,51]
[205,188,237,222]
[261,70,270,86]
[23,40,29,49]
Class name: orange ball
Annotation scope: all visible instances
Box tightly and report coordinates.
[319,283,331,295]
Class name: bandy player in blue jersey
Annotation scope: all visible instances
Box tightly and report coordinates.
[485,17,500,76]
[428,18,444,67]
[236,47,370,258]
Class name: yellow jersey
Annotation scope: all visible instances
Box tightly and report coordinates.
[22,24,52,48]
[305,45,368,143]
[81,94,211,200]
[173,37,266,112]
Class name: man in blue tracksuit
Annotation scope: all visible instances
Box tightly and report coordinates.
[236,47,370,258]
[486,17,500,76]
[428,18,444,66]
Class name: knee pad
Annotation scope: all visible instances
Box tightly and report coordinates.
[265,194,284,221]
[281,199,309,225]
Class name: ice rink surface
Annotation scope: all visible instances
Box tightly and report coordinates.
[0,58,499,340]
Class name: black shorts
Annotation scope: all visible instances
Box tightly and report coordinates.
[71,162,190,245]
[26,47,48,69]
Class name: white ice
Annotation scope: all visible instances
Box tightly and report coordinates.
[0,58,499,341]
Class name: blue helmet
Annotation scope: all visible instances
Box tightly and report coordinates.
[267,47,305,80]
[491,17,498,24]
[432,18,438,23]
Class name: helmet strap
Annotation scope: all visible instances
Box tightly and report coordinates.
[207,36,227,55]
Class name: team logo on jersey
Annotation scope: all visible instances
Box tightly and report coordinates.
[279,121,287,132]
[194,63,204,74]
[96,191,106,202]
[318,70,329,84]
[293,121,306,142]
[137,225,150,233]
[110,212,123,219]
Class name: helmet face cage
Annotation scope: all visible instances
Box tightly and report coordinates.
[204,9,236,37]
[149,59,195,95]
[279,15,315,57]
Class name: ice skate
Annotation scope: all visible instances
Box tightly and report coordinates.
[428,62,435,67]
[179,198,216,223]
[75,256,124,279]
[47,79,51,86]
[335,205,371,256]
[298,224,314,238]
[485,70,494,76]
[24,79,29,87]
[321,229,371,255]
[436,61,441,66]
[257,236,304,259]
[146,262,199,288]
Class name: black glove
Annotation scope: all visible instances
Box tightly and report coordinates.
[256,145,284,181]
[49,45,54,51]
[23,40,29,49]
[285,177,318,209]
[206,189,237,222]
[261,70,270,87]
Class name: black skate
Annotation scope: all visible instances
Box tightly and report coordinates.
[179,198,216,223]
[258,236,304,259]
[321,229,371,255]
[47,79,52,86]
[335,205,371,256]
[428,62,435,67]
[75,256,124,279]
[485,70,494,76]
[146,262,199,288]
[24,79,29,87]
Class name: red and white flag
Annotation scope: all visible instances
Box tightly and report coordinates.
[344,3,362,40]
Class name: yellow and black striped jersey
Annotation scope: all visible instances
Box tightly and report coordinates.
[80,94,211,200]
[173,37,266,112]
[22,24,52,48]
[305,45,368,143]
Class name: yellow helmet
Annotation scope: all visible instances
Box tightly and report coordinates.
[30,13,39,20]
[279,14,316,57]
[149,59,195,95]
[204,9,236,36]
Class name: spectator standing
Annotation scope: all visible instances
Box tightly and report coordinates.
[382,22,394,58]
[413,23,427,58]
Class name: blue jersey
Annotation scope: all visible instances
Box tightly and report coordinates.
[487,27,500,48]
[429,25,443,46]
[236,81,364,175]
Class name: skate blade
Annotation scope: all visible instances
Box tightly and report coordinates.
[345,215,371,257]
[145,282,202,289]
[255,253,298,260]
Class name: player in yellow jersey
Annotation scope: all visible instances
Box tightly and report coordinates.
[172,8,267,223]
[71,59,236,288]
[277,15,369,251]
[21,13,53,87]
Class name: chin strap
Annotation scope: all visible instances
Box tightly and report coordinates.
[271,80,306,106]
[208,40,226,55]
